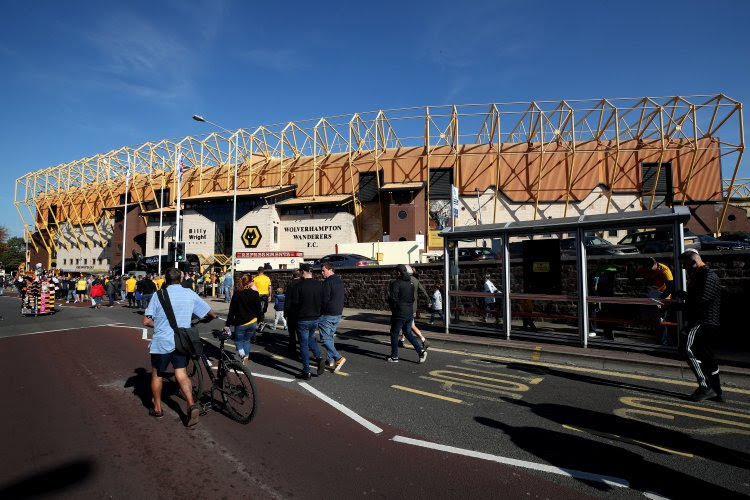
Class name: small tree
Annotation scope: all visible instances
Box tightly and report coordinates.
[0,227,25,272]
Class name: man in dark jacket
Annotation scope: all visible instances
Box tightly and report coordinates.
[284,270,303,354]
[288,264,325,380]
[319,263,346,372]
[386,264,427,363]
[679,249,723,402]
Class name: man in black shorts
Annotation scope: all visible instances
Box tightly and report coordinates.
[143,267,215,426]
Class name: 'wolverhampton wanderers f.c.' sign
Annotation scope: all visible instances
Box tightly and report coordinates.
[241,226,262,248]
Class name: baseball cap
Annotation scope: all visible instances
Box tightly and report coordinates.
[300,263,313,273]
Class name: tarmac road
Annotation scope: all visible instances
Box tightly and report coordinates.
[0,295,748,498]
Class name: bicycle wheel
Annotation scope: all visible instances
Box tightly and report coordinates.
[220,360,258,424]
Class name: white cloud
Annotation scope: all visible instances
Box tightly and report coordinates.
[241,48,306,73]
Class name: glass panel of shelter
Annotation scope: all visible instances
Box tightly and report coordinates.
[446,238,506,334]
[446,223,682,349]
[586,224,679,348]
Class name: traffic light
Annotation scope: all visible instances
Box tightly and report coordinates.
[174,241,186,262]
[168,241,176,260]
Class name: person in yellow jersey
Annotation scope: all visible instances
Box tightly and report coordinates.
[225,274,262,366]
[639,257,675,345]
[252,267,272,335]
[75,274,88,303]
[153,274,165,291]
[126,274,138,308]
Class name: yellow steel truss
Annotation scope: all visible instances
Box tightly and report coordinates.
[15,95,744,255]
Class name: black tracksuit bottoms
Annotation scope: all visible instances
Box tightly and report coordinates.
[681,323,722,394]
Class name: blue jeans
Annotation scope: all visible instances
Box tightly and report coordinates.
[429,307,445,323]
[318,315,342,363]
[67,289,76,302]
[234,323,257,358]
[390,317,423,358]
[297,319,321,373]
[224,285,233,303]
[142,293,153,309]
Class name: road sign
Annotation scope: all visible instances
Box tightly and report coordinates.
[241,226,262,248]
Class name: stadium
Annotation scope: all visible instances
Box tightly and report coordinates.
[14,94,747,272]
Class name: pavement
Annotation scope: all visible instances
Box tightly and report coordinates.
[202,294,750,389]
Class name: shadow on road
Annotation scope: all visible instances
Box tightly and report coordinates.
[0,459,95,498]
[501,361,689,400]
[475,401,748,498]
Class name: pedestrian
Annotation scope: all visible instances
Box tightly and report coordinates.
[226,274,262,366]
[638,258,675,345]
[126,273,137,308]
[105,276,116,307]
[399,266,430,350]
[287,263,325,380]
[272,287,287,330]
[483,274,499,322]
[75,274,87,303]
[429,286,445,324]
[386,264,427,363]
[140,274,157,309]
[143,267,216,426]
[120,275,128,302]
[678,249,723,402]
[182,272,194,290]
[319,263,347,372]
[284,270,303,354]
[64,275,75,303]
[90,277,105,309]
[253,267,272,333]
[223,270,234,303]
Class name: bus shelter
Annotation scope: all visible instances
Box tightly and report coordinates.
[439,206,691,348]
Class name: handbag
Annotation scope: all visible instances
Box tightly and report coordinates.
[156,288,202,357]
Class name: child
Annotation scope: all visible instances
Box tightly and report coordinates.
[429,287,445,324]
[273,287,287,330]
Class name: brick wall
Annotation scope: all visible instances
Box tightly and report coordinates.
[251,251,750,348]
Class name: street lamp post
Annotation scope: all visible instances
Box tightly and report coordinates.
[193,115,238,279]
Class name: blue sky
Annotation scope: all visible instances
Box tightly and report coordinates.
[2,0,748,237]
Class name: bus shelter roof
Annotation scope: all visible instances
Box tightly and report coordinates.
[439,206,691,240]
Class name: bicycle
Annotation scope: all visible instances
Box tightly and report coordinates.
[186,329,259,424]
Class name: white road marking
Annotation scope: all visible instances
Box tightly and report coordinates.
[252,373,294,382]
[643,492,670,500]
[390,435,630,488]
[0,324,138,339]
[298,382,383,434]
[142,328,148,340]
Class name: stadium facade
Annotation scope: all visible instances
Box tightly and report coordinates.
[14,95,747,272]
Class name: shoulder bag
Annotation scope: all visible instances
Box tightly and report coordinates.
[156,288,203,358]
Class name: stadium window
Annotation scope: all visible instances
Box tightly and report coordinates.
[154,230,165,250]
[428,168,453,200]
[641,162,673,207]
[274,226,278,244]
[358,170,383,202]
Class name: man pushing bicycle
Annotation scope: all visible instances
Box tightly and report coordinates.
[143,267,215,427]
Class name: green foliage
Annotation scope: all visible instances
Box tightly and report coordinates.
[0,229,25,271]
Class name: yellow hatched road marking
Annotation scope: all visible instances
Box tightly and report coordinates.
[430,347,750,395]
[532,346,542,361]
[391,385,463,403]
[620,397,750,429]
[563,424,694,458]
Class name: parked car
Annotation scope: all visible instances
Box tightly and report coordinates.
[718,232,750,245]
[560,236,639,256]
[698,234,750,251]
[432,247,497,262]
[617,229,700,253]
[317,254,378,267]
